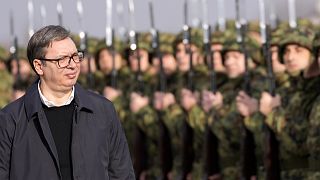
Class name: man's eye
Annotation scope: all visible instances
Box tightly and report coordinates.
[60,56,69,61]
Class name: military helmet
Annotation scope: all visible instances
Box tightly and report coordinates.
[211,30,233,45]
[131,32,152,52]
[222,30,263,65]
[270,27,286,46]
[95,36,125,55]
[71,34,100,56]
[247,21,260,33]
[279,26,315,63]
[94,37,126,71]
[158,32,175,54]
[122,31,153,64]
[173,27,203,51]
[0,45,9,62]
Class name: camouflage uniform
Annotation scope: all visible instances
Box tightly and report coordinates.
[244,25,292,179]
[0,47,13,109]
[210,31,264,179]
[170,28,209,179]
[264,26,320,179]
[122,32,160,178]
[306,30,320,179]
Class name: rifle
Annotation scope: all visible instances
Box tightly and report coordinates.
[105,0,117,89]
[9,10,20,81]
[148,1,173,179]
[259,0,280,179]
[179,1,195,179]
[27,0,35,39]
[235,0,257,179]
[288,0,297,29]
[40,4,47,26]
[217,0,226,31]
[201,0,220,178]
[128,0,148,178]
[76,0,94,90]
[57,1,63,26]
[268,0,279,30]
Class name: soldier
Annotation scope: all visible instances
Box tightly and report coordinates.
[123,32,159,179]
[94,38,130,128]
[150,32,185,179]
[259,26,320,179]
[173,27,210,179]
[7,52,35,87]
[307,31,320,180]
[74,36,98,91]
[203,31,263,179]
[0,46,13,109]
[78,54,97,89]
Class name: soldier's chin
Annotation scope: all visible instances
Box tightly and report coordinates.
[227,72,240,79]
[287,68,302,77]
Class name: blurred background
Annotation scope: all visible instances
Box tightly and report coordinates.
[1,0,320,47]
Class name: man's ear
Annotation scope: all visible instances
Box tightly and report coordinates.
[304,59,320,78]
[33,59,44,75]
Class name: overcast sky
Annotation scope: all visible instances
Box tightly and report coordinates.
[0,0,318,48]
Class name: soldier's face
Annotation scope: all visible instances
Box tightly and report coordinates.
[224,51,245,78]
[175,43,202,72]
[80,56,96,74]
[0,61,7,70]
[283,44,311,74]
[211,43,225,73]
[10,59,32,80]
[271,45,286,74]
[34,37,80,92]
[152,53,177,75]
[129,49,150,72]
[98,49,122,74]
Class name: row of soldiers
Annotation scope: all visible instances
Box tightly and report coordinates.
[0,18,320,179]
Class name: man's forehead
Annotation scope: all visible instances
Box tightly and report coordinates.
[46,38,77,52]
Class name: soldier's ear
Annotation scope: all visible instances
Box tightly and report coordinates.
[304,58,320,78]
[33,59,44,75]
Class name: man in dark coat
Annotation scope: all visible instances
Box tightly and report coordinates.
[0,25,135,180]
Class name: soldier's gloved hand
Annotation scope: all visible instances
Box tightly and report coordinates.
[201,90,223,113]
[130,92,149,113]
[103,86,122,102]
[259,92,281,116]
[153,91,176,110]
[180,88,199,111]
[236,91,258,117]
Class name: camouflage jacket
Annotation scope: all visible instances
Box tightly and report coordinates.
[265,75,320,174]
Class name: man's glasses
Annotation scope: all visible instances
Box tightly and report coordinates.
[38,51,84,68]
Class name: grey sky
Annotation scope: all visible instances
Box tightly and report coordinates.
[0,0,318,48]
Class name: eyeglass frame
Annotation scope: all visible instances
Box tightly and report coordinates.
[37,51,84,68]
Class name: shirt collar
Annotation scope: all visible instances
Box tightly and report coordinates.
[38,80,75,108]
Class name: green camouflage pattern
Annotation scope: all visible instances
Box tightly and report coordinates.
[95,37,125,55]
[0,70,14,108]
[173,28,204,51]
[0,45,9,61]
[279,27,315,60]
[265,75,320,179]
[222,30,263,65]
[307,94,320,177]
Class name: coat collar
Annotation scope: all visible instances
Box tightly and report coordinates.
[25,79,94,121]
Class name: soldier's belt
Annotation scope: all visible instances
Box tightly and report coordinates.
[281,157,308,171]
